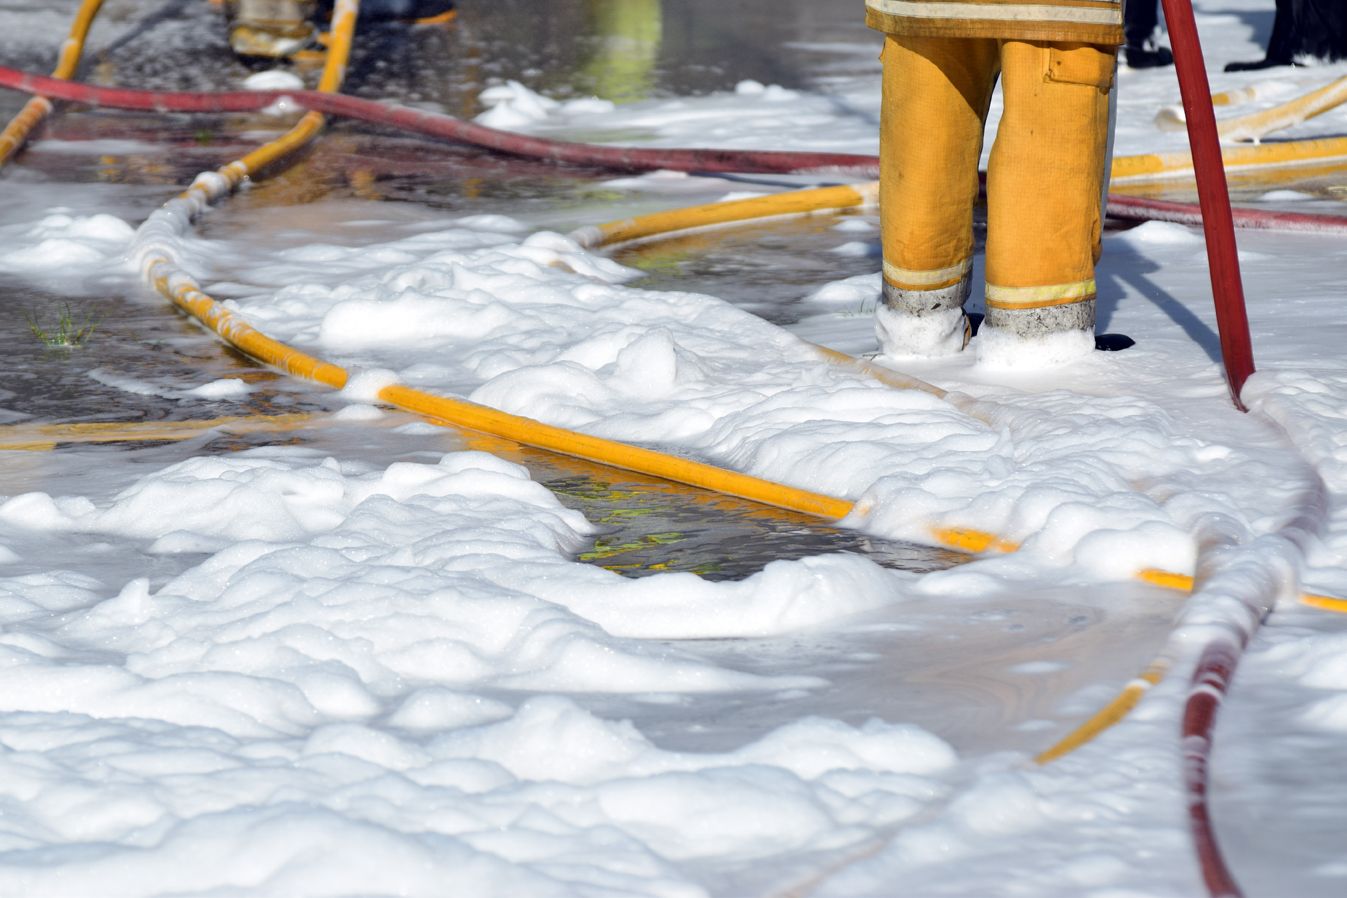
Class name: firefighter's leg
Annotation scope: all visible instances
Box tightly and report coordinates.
[224,0,319,59]
[980,40,1114,366]
[877,34,999,358]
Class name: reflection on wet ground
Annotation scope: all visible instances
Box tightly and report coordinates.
[0,276,327,426]
[614,579,1179,755]
[0,0,874,114]
[523,458,966,581]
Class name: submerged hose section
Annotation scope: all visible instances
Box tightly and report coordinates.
[0,413,317,451]
[0,0,103,167]
[1034,658,1170,764]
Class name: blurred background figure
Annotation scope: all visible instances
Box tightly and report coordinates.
[225,0,319,59]
[582,0,663,103]
[224,0,456,59]
[1122,0,1172,68]
[1226,0,1347,71]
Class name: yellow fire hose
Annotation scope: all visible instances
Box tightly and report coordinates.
[0,0,103,166]
[570,182,879,248]
[0,413,316,451]
[1033,658,1169,764]
[1112,131,1347,184]
[1156,74,1347,143]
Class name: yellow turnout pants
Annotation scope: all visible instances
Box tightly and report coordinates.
[878,34,1114,356]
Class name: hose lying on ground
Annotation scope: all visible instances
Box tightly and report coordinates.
[8,65,1347,236]
[0,0,103,166]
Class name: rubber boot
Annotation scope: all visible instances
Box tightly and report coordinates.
[976,300,1097,367]
[874,274,973,359]
[225,0,319,59]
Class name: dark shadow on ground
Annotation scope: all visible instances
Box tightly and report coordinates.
[1096,235,1223,364]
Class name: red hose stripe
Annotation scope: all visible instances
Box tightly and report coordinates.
[0,65,876,175]
[1182,639,1246,898]
[1159,0,1256,409]
[1108,194,1347,234]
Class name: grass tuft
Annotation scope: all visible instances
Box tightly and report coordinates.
[26,304,99,350]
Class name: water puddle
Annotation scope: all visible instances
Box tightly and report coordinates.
[383,427,969,581]
[542,469,963,580]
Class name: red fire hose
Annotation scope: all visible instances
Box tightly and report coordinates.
[1159,0,1256,410]
[1184,637,1247,898]
[0,66,876,177]
[1107,194,1347,234]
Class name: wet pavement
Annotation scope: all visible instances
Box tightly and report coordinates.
[0,0,936,580]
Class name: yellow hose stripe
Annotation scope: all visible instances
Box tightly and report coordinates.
[1034,660,1168,764]
[578,183,876,248]
[149,267,349,388]
[1302,593,1347,613]
[0,0,103,166]
[0,97,53,162]
[930,526,1019,555]
[0,414,316,450]
[317,2,358,94]
[412,9,459,26]
[1111,135,1347,184]
[1135,567,1197,591]
[808,345,948,398]
[1217,75,1347,142]
[377,384,855,518]
[1211,85,1261,108]
[1137,567,1341,609]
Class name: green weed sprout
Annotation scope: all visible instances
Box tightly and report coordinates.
[26,304,99,350]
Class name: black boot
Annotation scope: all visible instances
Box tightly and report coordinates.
[1224,56,1296,72]
[1123,42,1174,69]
